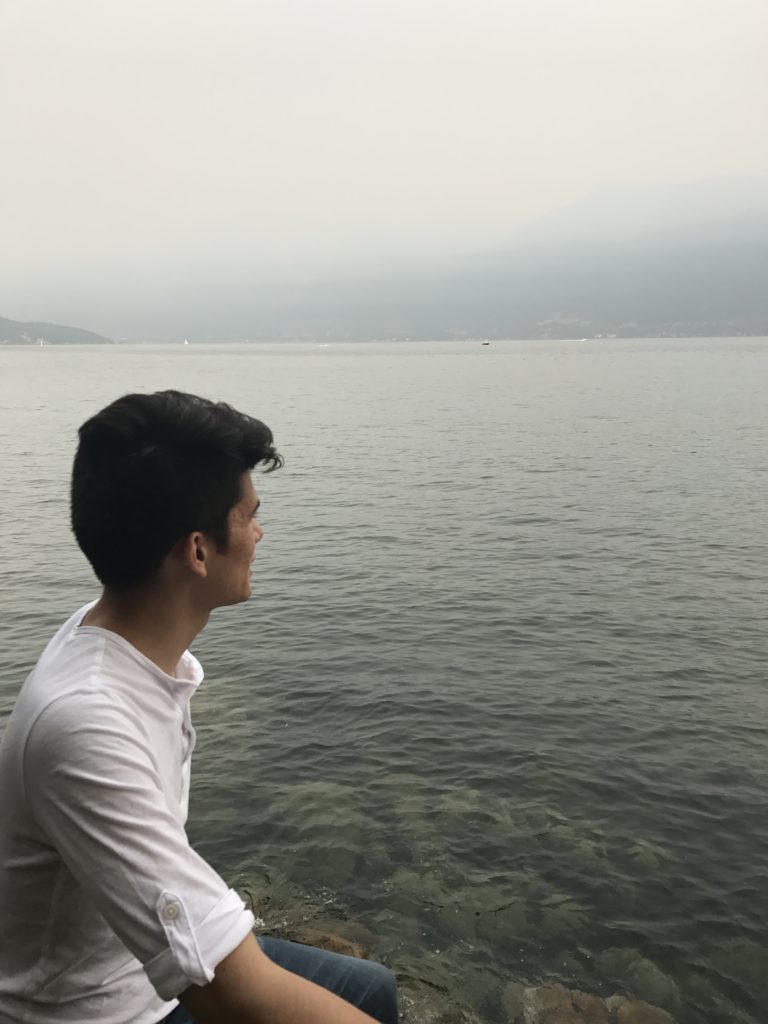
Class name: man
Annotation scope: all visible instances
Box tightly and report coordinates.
[0,391,398,1024]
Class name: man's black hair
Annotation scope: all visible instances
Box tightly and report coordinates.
[71,390,282,590]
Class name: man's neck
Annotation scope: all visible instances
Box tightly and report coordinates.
[81,587,209,677]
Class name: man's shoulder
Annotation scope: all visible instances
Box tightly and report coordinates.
[9,610,154,760]
[40,601,97,654]
[21,611,119,712]
[13,672,146,770]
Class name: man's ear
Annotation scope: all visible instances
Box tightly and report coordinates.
[178,531,210,579]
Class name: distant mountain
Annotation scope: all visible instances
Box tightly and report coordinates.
[111,177,768,341]
[329,180,768,339]
[8,177,768,341]
[0,316,113,345]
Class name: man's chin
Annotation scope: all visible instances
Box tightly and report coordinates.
[216,586,252,609]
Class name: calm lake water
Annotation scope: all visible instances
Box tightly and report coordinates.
[0,339,767,1023]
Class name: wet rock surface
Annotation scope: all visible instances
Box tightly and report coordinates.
[272,923,370,959]
[254,919,679,1024]
[511,986,675,1024]
[605,995,676,1024]
[519,985,611,1023]
[397,981,677,1023]
[237,869,678,1024]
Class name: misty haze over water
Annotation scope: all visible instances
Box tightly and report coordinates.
[2,1,768,342]
[3,177,768,343]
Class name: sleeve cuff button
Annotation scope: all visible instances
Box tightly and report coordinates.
[162,903,180,921]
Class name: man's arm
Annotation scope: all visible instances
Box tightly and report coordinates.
[180,933,379,1024]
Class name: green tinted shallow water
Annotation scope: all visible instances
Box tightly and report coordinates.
[1,339,767,1022]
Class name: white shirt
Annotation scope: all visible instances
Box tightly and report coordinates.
[0,604,255,1024]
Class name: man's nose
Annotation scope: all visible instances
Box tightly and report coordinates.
[254,521,264,542]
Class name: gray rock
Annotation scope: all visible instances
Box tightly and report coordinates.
[596,948,679,1010]
[605,995,676,1024]
[501,981,525,1022]
[514,986,678,1024]
[270,924,369,959]
[398,984,483,1024]
[520,984,611,1023]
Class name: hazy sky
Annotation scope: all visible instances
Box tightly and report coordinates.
[2,0,767,322]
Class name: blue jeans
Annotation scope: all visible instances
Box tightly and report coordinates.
[159,935,399,1024]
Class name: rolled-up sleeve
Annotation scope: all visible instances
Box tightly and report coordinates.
[23,691,254,1000]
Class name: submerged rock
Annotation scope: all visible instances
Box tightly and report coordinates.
[547,826,608,875]
[273,924,369,959]
[514,986,676,1024]
[537,896,588,943]
[605,995,675,1023]
[236,869,680,1024]
[501,981,526,1021]
[398,983,484,1024]
[253,910,679,1024]
[265,780,365,886]
[625,840,673,874]
[439,879,530,947]
[596,949,679,1010]
[519,985,610,1023]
